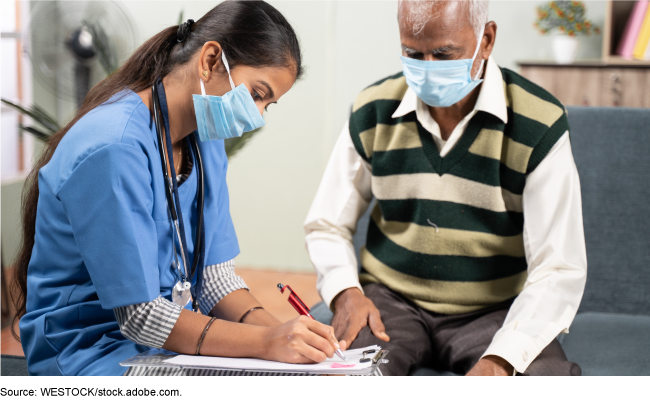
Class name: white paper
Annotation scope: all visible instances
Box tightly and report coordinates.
[164,345,380,374]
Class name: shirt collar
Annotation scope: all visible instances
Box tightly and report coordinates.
[391,56,508,124]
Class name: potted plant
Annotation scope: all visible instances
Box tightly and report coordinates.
[535,1,600,64]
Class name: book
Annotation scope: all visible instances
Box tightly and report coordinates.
[644,33,650,60]
[633,4,650,59]
[617,0,649,58]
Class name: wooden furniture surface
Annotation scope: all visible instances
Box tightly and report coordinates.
[519,61,650,108]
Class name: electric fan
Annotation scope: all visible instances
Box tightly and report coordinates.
[24,1,136,107]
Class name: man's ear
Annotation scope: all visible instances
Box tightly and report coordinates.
[197,41,224,81]
[481,21,497,60]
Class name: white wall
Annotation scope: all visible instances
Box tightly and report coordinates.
[23,0,606,273]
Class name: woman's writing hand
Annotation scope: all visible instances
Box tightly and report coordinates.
[262,316,345,363]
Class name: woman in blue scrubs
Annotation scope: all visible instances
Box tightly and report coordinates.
[12,1,343,376]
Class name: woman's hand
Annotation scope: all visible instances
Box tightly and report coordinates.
[262,316,345,364]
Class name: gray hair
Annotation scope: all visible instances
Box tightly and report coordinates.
[399,0,489,39]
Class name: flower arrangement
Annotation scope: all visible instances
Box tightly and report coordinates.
[535,1,600,36]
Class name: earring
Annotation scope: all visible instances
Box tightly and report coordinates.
[202,71,208,78]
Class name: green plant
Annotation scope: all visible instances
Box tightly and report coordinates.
[535,1,600,36]
[1,99,59,141]
[224,128,263,160]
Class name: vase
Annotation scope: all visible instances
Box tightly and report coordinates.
[552,36,579,64]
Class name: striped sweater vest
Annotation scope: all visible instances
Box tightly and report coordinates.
[349,67,569,314]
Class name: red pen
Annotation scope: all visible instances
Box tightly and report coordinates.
[277,283,347,362]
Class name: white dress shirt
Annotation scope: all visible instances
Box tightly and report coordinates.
[304,57,587,373]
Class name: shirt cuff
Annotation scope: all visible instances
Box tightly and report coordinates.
[481,321,566,373]
[199,259,249,315]
[319,266,363,311]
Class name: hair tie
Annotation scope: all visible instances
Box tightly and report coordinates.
[177,19,195,43]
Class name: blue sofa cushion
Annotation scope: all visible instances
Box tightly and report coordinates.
[558,312,650,376]
[567,107,650,315]
[1,355,28,376]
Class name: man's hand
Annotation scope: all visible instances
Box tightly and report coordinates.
[331,288,390,350]
[466,355,514,376]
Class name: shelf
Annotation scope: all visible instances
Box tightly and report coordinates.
[517,59,650,68]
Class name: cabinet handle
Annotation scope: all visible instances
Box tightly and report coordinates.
[610,73,621,107]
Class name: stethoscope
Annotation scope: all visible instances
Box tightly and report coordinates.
[152,79,205,310]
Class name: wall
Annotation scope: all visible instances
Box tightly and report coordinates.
[14,0,606,273]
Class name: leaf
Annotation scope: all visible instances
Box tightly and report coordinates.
[1,98,60,134]
[224,128,263,160]
[18,124,52,142]
[177,10,184,26]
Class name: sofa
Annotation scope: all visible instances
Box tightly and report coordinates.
[310,106,650,376]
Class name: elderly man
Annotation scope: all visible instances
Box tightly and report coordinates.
[304,0,587,376]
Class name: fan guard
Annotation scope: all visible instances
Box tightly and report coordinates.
[24,1,136,104]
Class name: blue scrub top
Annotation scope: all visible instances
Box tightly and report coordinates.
[19,90,240,376]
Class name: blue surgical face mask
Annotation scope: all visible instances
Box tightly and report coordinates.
[400,27,485,108]
[192,51,265,141]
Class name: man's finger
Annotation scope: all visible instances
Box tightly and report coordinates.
[368,308,390,342]
[341,322,363,347]
[332,313,346,339]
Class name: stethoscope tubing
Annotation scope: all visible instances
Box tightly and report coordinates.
[152,82,205,309]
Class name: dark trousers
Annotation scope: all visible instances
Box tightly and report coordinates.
[350,283,581,376]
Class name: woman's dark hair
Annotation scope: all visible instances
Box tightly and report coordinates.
[11,0,302,338]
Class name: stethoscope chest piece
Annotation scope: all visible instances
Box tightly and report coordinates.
[172,280,192,306]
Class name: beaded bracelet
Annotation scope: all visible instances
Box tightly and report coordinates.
[239,306,264,323]
[196,317,217,355]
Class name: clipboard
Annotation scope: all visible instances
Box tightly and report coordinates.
[120,345,388,376]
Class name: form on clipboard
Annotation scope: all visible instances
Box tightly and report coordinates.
[120,345,388,375]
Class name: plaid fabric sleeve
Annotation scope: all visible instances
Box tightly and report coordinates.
[113,296,183,349]
[198,259,249,316]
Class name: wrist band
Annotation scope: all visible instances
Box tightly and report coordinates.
[196,317,217,355]
[239,306,264,323]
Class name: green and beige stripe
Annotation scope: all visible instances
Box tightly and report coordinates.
[468,128,533,174]
[352,75,408,113]
[370,207,525,258]
[505,83,564,127]
[371,173,523,213]
[358,122,421,159]
[359,249,527,314]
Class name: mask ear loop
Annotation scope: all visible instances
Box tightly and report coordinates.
[221,50,236,91]
[471,25,486,81]
[198,49,237,95]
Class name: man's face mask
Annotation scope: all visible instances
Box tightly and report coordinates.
[192,50,266,141]
[400,26,485,108]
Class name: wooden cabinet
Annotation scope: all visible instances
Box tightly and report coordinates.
[517,1,650,108]
[519,62,650,108]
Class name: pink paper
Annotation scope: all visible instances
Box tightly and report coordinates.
[330,363,356,368]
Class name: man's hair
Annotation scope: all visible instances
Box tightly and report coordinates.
[399,0,489,39]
